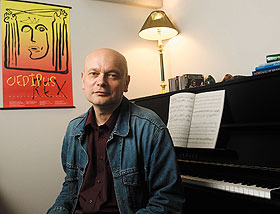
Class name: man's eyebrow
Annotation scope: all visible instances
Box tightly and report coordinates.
[107,69,121,74]
[86,68,99,72]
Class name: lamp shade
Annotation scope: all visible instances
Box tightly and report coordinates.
[139,10,178,41]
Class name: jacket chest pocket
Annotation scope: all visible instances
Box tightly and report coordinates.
[122,172,148,212]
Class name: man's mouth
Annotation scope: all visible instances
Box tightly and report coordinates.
[94,91,109,96]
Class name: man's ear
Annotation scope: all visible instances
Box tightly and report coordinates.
[81,72,85,90]
[124,75,130,92]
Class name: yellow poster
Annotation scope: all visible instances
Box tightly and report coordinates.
[1,0,73,108]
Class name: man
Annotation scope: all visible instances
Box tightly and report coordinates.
[47,48,185,214]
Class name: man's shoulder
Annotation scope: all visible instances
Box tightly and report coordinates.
[69,112,87,123]
[67,111,88,132]
[129,101,166,128]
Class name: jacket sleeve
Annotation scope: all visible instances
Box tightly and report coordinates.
[136,127,186,214]
[47,126,74,214]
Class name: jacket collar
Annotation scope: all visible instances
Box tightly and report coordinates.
[72,96,130,137]
[112,96,130,137]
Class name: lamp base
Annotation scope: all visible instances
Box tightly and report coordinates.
[160,81,167,93]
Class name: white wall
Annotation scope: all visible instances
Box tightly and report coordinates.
[163,0,280,82]
[1,0,280,213]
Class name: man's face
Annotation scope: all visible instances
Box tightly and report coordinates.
[81,49,130,109]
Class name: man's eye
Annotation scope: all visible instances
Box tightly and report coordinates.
[88,72,98,77]
[108,73,119,79]
[109,74,117,78]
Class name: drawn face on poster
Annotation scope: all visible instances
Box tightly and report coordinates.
[3,8,69,73]
[20,15,49,60]
[1,0,73,109]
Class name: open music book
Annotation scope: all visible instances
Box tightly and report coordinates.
[167,90,225,148]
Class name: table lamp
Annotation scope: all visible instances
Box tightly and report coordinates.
[139,10,178,93]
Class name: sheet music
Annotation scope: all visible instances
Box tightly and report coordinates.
[187,90,225,148]
[167,90,225,148]
[167,93,195,147]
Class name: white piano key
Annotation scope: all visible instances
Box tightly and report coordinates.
[248,188,254,196]
[181,175,275,200]
[253,188,260,197]
[243,187,249,195]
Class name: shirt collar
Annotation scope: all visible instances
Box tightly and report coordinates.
[84,105,121,131]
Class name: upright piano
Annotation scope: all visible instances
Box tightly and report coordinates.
[131,71,280,212]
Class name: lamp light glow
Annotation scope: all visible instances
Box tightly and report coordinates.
[139,10,178,41]
[139,10,178,93]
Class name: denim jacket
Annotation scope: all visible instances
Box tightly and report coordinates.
[47,97,185,214]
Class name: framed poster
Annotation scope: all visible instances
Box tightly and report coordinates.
[1,0,73,109]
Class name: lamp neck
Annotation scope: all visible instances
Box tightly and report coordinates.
[157,28,164,52]
[158,39,164,52]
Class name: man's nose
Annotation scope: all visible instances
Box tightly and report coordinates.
[96,73,107,86]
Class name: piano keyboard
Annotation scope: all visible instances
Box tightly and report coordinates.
[181,175,280,199]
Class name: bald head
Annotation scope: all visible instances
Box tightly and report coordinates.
[84,48,128,76]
